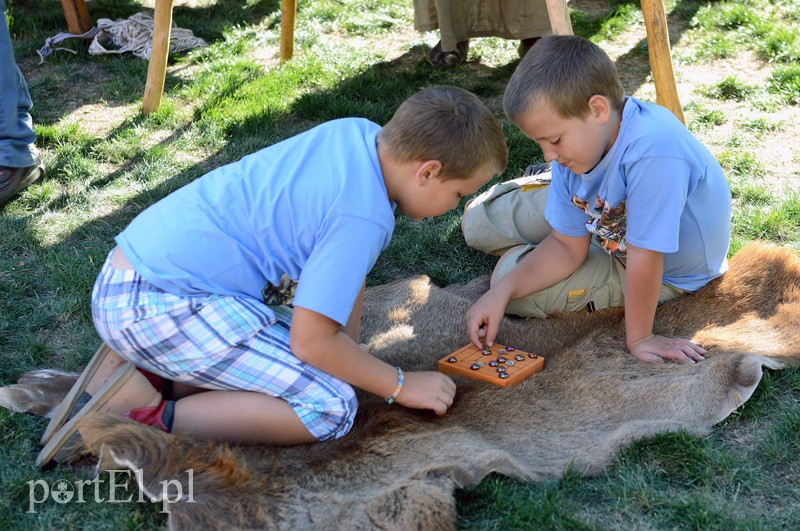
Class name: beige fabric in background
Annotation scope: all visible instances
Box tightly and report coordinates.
[414,0,553,51]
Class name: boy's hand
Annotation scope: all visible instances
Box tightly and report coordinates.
[466,289,509,348]
[629,334,706,364]
[395,371,456,415]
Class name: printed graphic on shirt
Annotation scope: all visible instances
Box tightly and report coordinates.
[262,274,298,307]
[572,194,628,262]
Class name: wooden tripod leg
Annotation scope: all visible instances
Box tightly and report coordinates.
[143,0,174,115]
[640,0,685,124]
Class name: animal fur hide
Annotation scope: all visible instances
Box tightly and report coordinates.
[2,242,799,530]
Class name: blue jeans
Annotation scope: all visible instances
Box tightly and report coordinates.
[0,0,36,168]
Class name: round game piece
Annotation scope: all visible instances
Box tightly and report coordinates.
[528,352,539,359]
[488,360,498,367]
[514,354,525,361]
[447,357,457,363]
[476,361,485,368]
[499,372,509,379]
[496,366,506,373]
[505,360,515,367]
[498,348,507,355]
[496,357,506,363]
[481,349,491,355]
[505,346,515,351]
[470,363,481,370]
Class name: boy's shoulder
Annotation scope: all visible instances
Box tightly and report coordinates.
[618,97,699,152]
[274,117,380,148]
[620,97,684,132]
[252,117,381,163]
[312,117,380,135]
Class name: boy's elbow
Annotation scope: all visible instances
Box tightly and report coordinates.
[290,327,325,365]
[568,241,590,265]
[289,333,314,364]
[550,231,590,266]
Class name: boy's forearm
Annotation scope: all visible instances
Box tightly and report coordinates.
[624,245,663,348]
[494,232,590,301]
[290,306,399,399]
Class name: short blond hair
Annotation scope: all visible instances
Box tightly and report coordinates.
[379,86,507,180]
[503,35,625,123]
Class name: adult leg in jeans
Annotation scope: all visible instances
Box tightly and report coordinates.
[0,0,43,206]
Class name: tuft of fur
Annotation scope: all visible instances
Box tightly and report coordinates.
[2,242,799,529]
[0,370,78,417]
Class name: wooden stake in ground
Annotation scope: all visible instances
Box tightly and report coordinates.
[545,0,574,35]
[142,0,173,115]
[281,0,297,62]
[59,0,92,34]
[640,0,685,123]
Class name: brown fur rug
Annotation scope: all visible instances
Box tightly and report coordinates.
[2,242,799,529]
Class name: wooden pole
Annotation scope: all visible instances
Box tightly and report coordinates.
[142,0,174,115]
[59,0,92,34]
[544,0,573,35]
[640,0,685,123]
[280,0,296,62]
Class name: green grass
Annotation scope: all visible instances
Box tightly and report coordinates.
[686,103,727,132]
[2,0,800,529]
[702,75,760,101]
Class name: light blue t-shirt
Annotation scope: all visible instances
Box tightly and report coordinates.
[544,97,731,291]
[116,118,395,325]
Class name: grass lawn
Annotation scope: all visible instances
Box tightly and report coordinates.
[2,0,799,528]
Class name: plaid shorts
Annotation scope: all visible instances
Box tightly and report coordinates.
[91,249,357,441]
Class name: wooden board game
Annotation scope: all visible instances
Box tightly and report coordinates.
[437,342,544,387]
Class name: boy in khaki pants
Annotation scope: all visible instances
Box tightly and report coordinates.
[463,35,732,365]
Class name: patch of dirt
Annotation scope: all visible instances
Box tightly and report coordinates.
[19,58,136,138]
[60,102,136,139]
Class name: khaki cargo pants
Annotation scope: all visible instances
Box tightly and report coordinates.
[461,173,684,318]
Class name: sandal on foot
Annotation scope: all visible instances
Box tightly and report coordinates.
[36,362,137,470]
[40,343,116,445]
[429,40,469,67]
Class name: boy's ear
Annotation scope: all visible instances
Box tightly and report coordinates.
[415,160,443,185]
[588,95,612,124]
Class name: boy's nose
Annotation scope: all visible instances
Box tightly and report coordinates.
[542,149,557,162]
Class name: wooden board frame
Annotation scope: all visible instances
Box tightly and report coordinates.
[438,342,544,387]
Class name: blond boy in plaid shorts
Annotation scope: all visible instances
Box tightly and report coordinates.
[38,87,508,468]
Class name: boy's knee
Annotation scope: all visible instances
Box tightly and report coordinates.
[460,207,469,234]
[505,296,549,319]
[313,385,359,441]
[490,244,529,285]
[460,196,481,240]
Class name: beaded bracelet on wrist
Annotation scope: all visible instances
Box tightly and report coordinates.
[385,366,404,405]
